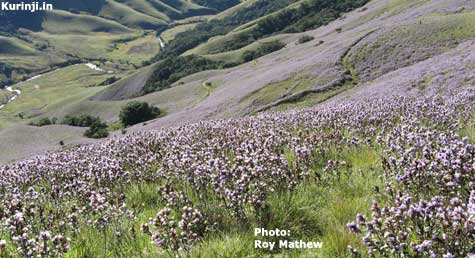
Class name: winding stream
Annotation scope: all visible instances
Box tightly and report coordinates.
[158,36,165,50]
[0,87,22,109]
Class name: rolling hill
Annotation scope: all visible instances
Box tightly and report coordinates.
[0,0,242,86]
[0,0,474,162]
[0,0,474,257]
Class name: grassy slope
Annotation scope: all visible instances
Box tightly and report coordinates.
[0,36,37,55]
[42,10,133,35]
[0,0,219,86]
[0,124,94,164]
[0,65,115,128]
[203,34,293,64]
[107,33,160,63]
[346,10,475,82]
[90,64,156,101]
[0,90,14,104]
[211,0,260,20]
[0,35,68,82]
[110,0,172,21]
[99,0,168,29]
[0,0,223,129]
[0,9,160,86]
[183,0,306,56]
[160,23,199,43]
[46,73,208,124]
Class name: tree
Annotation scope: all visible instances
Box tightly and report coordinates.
[62,115,101,127]
[119,101,160,127]
[84,121,109,139]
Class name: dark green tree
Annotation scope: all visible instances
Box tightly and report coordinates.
[84,121,109,139]
[119,101,160,127]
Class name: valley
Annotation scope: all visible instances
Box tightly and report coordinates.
[0,1,474,256]
[0,0,473,162]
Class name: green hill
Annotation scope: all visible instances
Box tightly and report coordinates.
[42,10,133,34]
[0,36,37,55]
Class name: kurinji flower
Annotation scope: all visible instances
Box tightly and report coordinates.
[39,231,51,241]
[347,222,361,233]
[348,89,475,257]
[0,240,6,249]
[0,88,474,257]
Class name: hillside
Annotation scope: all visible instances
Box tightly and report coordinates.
[0,0,241,86]
[0,0,474,257]
[0,86,474,257]
[0,0,473,159]
[131,0,474,129]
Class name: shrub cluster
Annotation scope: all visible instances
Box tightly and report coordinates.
[62,115,101,127]
[83,121,109,139]
[119,101,160,126]
[298,35,315,44]
[29,117,56,127]
[30,115,109,139]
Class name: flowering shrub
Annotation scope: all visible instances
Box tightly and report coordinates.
[142,206,207,256]
[0,87,474,257]
[348,92,475,257]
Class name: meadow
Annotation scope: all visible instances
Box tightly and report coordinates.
[0,86,474,257]
[0,65,121,128]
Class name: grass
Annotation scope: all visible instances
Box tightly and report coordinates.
[461,124,475,143]
[203,34,292,64]
[0,90,14,104]
[107,33,160,64]
[275,83,354,111]
[0,11,160,88]
[414,11,475,45]
[106,0,172,22]
[343,0,430,31]
[161,23,199,43]
[99,0,168,29]
[346,11,475,82]
[24,10,162,65]
[28,31,156,65]
[183,0,305,57]
[43,72,207,125]
[0,0,194,87]
[240,76,315,109]
[42,10,133,35]
[459,112,475,143]
[0,36,37,55]
[0,35,69,82]
[419,76,432,92]
[382,0,431,16]
[0,64,117,128]
[63,141,383,258]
